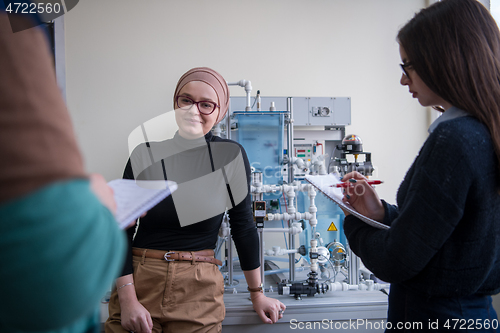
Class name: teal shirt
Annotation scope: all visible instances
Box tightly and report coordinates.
[0,179,126,332]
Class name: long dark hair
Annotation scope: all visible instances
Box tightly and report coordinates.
[398,0,500,176]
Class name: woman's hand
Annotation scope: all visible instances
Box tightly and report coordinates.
[119,298,153,333]
[90,174,138,228]
[250,292,286,324]
[116,275,153,333]
[341,171,385,222]
[89,173,117,214]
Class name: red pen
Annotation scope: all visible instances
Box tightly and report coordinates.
[333,180,384,188]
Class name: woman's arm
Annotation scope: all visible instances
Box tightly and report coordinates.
[243,268,286,324]
[225,142,286,324]
[115,274,153,333]
[343,129,472,283]
[114,160,154,333]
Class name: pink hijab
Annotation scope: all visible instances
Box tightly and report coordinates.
[173,67,230,124]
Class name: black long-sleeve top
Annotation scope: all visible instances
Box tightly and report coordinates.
[120,131,259,276]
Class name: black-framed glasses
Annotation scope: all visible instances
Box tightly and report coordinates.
[176,95,219,115]
[400,62,413,79]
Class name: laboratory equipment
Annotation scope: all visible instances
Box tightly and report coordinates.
[216,82,387,332]
[332,134,375,177]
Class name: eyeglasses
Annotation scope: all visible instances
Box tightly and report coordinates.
[400,62,413,79]
[176,95,219,115]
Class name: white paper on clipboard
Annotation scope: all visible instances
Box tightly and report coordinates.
[305,174,389,230]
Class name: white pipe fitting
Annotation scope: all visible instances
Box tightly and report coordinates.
[266,212,289,221]
[296,183,309,192]
[290,156,308,173]
[329,282,350,292]
[264,246,300,256]
[310,239,318,273]
[261,184,281,194]
[313,154,328,175]
[308,185,317,203]
[307,185,318,227]
[327,280,391,293]
[267,212,312,222]
[250,184,284,195]
[261,225,302,235]
[285,187,296,214]
[227,80,252,110]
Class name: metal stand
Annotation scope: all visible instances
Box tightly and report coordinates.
[224,235,239,289]
[347,244,361,285]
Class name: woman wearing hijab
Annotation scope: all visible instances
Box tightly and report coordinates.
[105,67,286,333]
[341,0,500,330]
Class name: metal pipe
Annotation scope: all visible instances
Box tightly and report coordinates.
[261,227,300,233]
[259,227,265,293]
[287,97,294,184]
[286,97,296,282]
[227,234,234,285]
[226,105,231,140]
[347,245,361,285]
[230,266,306,281]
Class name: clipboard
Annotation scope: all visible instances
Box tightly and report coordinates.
[305,174,390,230]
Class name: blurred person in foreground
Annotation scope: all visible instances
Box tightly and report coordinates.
[0,8,127,333]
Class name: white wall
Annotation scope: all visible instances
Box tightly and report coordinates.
[62,0,500,313]
[63,0,427,203]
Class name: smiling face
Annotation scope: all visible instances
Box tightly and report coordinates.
[399,44,452,110]
[174,81,220,140]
